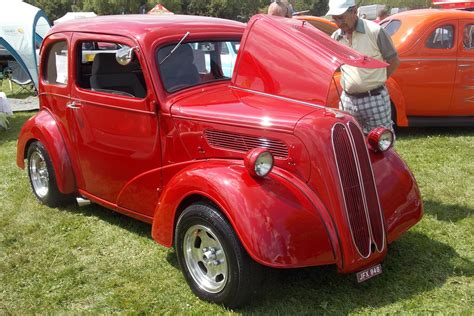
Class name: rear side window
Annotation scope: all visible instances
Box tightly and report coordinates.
[76,41,147,98]
[426,25,454,49]
[381,20,401,36]
[44,41,68,85]
[157,40,239,93]
[464,24,474,49]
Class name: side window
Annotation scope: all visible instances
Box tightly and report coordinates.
[426,25,454,49]
[76,41,147,98]
[463,24,474,49]
[381,20,401,37]
[157,40,240,93]
[44,41,68,85]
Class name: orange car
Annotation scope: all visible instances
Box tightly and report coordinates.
[382,9,473,126]
[298,10,474,126]
[293,15,337,35]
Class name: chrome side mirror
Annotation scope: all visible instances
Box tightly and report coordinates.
[116,46,134,65]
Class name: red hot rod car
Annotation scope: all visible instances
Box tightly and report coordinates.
[17,14,423,307]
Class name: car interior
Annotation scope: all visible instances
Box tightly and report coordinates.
[76,41,147,98]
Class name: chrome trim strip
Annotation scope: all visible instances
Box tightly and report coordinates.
[347,122,385,253]
[331,123,371,259]
[230,85,327,110]
[401,58,458,62]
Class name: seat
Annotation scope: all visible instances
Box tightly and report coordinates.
[90,53,146,98]
[158,44,200,92]
[8,61,34,94]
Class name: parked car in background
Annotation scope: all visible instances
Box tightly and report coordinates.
[382,9,474,126]
[17,14,423,307]
[293,15,337,35]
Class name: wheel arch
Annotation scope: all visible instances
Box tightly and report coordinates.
[17,110,76,194]
[152,161,337,268]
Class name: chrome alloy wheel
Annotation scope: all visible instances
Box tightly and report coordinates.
[183,224,228,293]
[29,150,49,198]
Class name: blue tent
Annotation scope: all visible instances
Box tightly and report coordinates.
[0,1,51,90]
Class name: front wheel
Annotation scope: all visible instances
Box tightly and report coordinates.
[175,203,261,308]
[27,141,72,207]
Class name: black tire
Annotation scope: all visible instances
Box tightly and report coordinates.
[27,141,72,207]
[175,202,262,308]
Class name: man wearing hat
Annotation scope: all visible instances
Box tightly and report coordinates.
[327,0,400,133]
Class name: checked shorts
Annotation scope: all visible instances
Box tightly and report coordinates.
[339,87,393,135]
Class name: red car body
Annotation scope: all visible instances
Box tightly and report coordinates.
[17,14,423,306]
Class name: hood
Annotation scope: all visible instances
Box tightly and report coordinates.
[232,14,387,106]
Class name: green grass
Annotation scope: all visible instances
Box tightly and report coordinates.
[1,113,473,314]
[1,79,35,99]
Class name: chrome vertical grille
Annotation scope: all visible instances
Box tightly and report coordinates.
[348,122,385,251]
[332,123,385,258]
[332,124,371,258]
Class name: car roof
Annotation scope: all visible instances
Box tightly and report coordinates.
[49,14,245,39]
[385,9,474,51]
[389,8,474,22]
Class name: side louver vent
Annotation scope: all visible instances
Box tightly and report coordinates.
[332,123,385,258]
[204,130,288,158]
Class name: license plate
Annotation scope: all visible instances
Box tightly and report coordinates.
[356,264,382,283]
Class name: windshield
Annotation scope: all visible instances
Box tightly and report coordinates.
[157,40,240,93]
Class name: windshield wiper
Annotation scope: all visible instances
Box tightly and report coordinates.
[159,31,190,65]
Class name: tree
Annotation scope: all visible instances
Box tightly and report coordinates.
[25,0,73,21]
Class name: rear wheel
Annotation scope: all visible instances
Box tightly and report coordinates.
[175,203,261,308]
[27,141,72,207]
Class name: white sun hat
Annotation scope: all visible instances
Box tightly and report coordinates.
[326,0,356,16]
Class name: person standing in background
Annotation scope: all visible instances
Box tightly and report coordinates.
[327,0,400,134]
[268,0,293,18]
[374,9,389,23]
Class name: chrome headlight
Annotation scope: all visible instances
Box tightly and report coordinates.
[368,128,394,152]
[244,148,274,177]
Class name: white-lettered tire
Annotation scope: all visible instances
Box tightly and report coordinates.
[175,202,262,308]
[27,141,72,207]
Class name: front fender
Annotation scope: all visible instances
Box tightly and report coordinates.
[386,78,409,127]
[371,149,423,242]
[16,110,75,194]
[152,160,337,268]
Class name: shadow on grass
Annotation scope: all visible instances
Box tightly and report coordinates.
[61,203,152,240]
[55,200,473,313]
[424,200,473,222]
[241,231,473,313]
[396,126,474,139]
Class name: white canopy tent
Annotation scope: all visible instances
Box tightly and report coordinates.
[0,0,51,90]
[54,12,97,25]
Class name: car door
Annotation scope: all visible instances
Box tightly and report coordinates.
[451,21,474,114]
[68,33,161,217]
[39,33,84,176]
[399,21,458,116]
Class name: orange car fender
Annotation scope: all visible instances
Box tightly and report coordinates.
[16,110,76,194]
[386,78,409,127]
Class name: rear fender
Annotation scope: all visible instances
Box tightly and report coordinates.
[386,78,408,127]
[16,110,75,194]
[152,160,337,268]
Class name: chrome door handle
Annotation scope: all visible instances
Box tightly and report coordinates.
[458,64,471,68]
[66,102,80,109]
